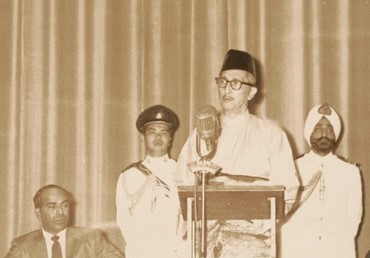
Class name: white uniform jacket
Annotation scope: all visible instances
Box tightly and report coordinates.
[281,151,363,258]
[115,155,183,258]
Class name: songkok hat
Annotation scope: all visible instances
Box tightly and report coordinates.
[303,103,341,146]
[136,105,179,134]
[220,49,257,79]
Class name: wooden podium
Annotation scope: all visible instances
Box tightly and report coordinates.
[178,184,285,258]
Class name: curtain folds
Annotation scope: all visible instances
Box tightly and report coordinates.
[1,0,369,256]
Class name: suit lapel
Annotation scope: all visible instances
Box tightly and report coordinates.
[66,227,76,258]
[30,230,48,258]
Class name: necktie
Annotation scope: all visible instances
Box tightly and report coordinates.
[51,235,62,258]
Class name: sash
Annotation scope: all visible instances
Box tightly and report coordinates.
[284,170,322,220]
[133,162,171,192]
[125,161,171,214]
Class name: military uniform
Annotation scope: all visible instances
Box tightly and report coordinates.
[280,104,363,258]
[115,105,184,258]
[281,151,362,258]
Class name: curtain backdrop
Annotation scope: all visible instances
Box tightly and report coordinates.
[1,0,369,256]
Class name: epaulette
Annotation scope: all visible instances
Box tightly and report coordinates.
[337,155,361,167]
[121,161,143,173]
[294,153,305,160]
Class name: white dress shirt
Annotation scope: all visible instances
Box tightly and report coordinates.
[42,228,66,258]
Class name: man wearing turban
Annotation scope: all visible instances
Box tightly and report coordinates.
[280,103,363,258]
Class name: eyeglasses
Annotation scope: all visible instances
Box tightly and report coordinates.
[215,77,255,91]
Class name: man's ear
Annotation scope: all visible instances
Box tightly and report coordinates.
[248,87,258,100]
[35,208,42,220]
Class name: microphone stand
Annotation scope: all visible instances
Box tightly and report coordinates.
[200,157,206,258]
[195,134,217,258]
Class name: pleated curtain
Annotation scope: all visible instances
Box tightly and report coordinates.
[1,0,369,256]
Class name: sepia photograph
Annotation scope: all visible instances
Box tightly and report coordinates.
[1,1,369,257]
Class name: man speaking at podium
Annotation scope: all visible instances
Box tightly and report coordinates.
[175,49,299,257]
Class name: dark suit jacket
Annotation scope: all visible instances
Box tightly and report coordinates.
[4,227,124,258]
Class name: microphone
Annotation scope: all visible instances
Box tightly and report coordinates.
[194,105,221,257]
[195,105,220,160]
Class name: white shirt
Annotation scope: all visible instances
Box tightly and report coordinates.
[175,111,299,202]
[42,228,66,258]
[175,111,299,257]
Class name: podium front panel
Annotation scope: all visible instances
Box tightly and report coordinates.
[178,185,285,220]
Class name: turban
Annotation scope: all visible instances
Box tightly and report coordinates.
[303,103,341,146]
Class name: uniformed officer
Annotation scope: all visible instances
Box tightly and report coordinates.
[115,105,184,258]
[280,103,363,258]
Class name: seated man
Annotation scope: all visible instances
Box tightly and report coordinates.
[4,184,124,258]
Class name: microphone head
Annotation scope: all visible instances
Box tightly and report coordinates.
[196,105,220,140]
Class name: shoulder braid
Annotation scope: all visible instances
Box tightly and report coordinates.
[337,155,360,167]
[121,161,144,174]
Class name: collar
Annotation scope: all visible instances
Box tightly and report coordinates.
[145,154,169,164]
[308,150,335,161]
[221,110,250,126]
[42,228,67,258]
[42,227,67,240]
